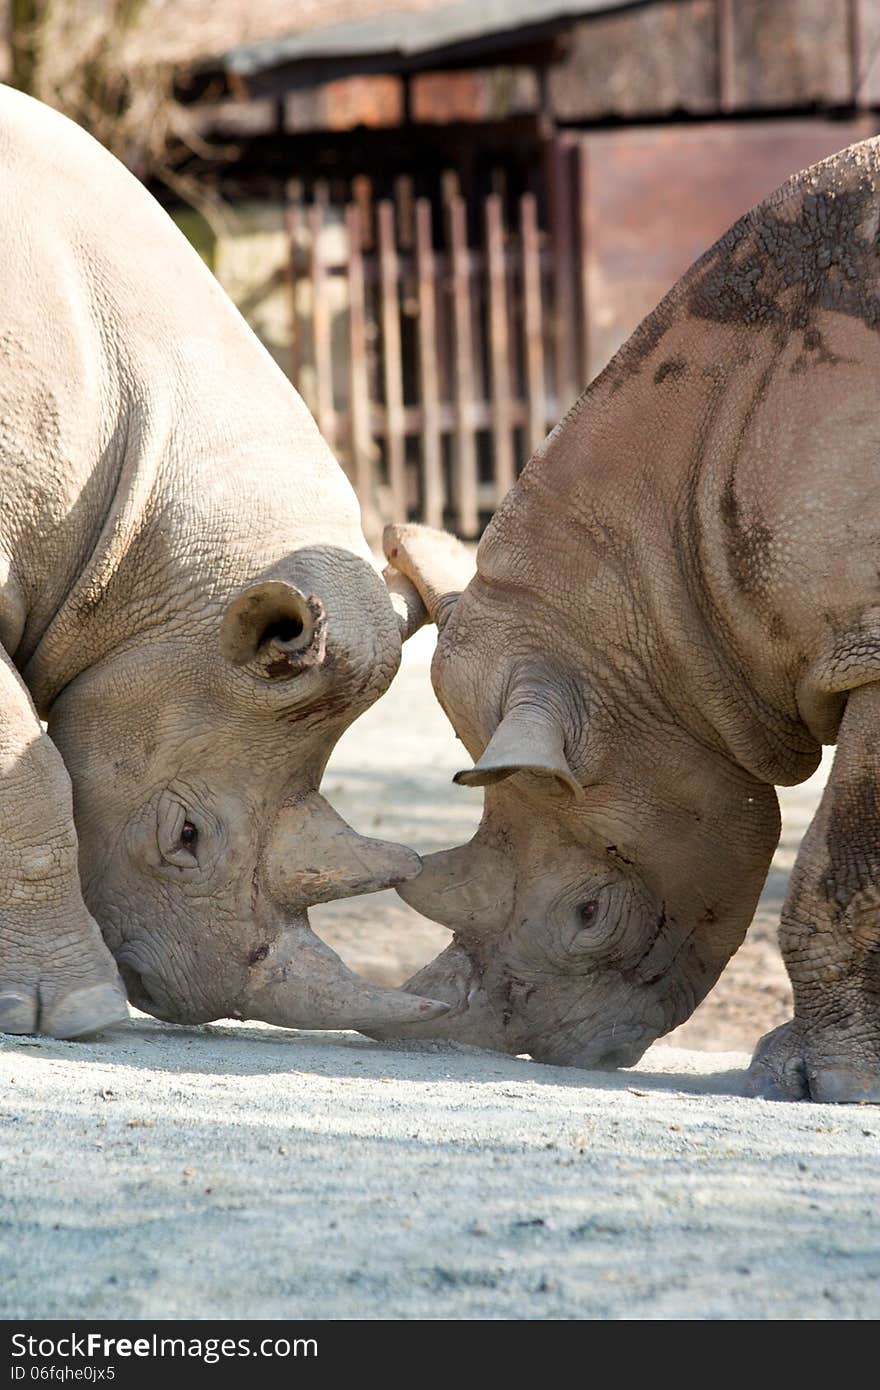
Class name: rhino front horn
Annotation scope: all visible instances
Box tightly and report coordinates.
[245,921,449,1031]
[264,792,422,908]
[398,837,514,932]
[382,523,475,630]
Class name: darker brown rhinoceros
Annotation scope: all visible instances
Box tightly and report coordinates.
[0,85,447,1039]
[380,138,880,1103]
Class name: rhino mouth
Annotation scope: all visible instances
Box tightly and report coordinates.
[528,1034,651,1070]
[117,959,157,1013]
[116,957,219,1025]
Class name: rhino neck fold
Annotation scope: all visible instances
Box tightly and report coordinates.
[23,395,170,718]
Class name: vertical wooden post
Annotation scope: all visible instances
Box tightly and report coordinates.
[447,194,479,537]
[352,174,374,250]
[377,200,407,522]
[850,0,865,106]
[346,203,374,511]
[520,192,546,457]
[441,169,461,207]
[394,174,415,249]
[718,0,737,112]
[546,136,577,416]
[484,193,515,505]
[308,202,336,447]
[283,201,302,393]
[415,198,444,529]
[575,140,591,389]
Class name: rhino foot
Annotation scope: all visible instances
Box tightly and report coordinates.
[0,926,129,1040]
[747,1020,880,1104]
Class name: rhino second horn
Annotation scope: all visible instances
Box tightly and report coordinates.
[245,922,449,1030]
[454,700,584,800]
[265,792,422,909]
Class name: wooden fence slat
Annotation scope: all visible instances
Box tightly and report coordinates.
[352,174,374,250]
[447,194,479,537]
[576,140,591,388]
[484,193,515,504]
[415,198,444,529]
[394,174,415,249]
[377,200,407,521]
[441,169,461,205]
[283,202,303,393]
[718,0,737,111]
[308,203,336,447]
[547,137,577,416]
[345,203,374,510]
[520,192,546,457]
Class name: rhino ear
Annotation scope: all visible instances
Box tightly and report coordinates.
[220,580,327,679]
[454,696,585,801]
[383,523,475,631]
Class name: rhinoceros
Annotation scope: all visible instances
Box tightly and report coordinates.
[381,138,880,1103]
[0,84,448,1039]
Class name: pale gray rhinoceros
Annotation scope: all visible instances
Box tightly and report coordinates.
[381,138,880,1103]
[0,85,447,1039]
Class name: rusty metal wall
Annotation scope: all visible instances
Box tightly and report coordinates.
[583,118,879,378]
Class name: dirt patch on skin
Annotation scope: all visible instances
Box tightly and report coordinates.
[319,628,831,1059]
[688,176,880,343]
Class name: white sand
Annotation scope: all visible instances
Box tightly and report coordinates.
[2,1027,879,1319]
[3,629,878,1321]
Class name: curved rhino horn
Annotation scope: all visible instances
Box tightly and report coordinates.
[383,523,475,631]
[245,921,449,1030]
[397,837,514,932]
[265,793,422,908]
[454,698,584,800]
[383,565,428,641]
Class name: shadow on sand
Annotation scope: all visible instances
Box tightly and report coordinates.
[1,1015,750,1097]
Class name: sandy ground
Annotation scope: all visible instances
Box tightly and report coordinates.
[2,1030,879,1320]
[3,629,878,1322]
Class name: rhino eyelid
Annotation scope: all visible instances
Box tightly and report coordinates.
[156,796,200,866]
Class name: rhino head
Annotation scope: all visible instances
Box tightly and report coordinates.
[374,526,780,1068]
[44,544,446,1033]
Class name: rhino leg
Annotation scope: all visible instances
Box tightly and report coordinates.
[748,682,880,1103]
[0,647,128,1038]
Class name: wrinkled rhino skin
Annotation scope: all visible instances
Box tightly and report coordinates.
[0,85,446,1038]
[381,139,880,1102]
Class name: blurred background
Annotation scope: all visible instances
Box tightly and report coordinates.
[4,0,880,541]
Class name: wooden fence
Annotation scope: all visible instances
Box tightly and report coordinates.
[285,141,588,537]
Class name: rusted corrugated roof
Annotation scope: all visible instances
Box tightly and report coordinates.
[220,0,647,77]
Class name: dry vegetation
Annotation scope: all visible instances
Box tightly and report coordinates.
[7,0,225,218]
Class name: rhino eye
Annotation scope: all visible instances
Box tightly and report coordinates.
[156,795,202,869]
[578,899,600,928]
